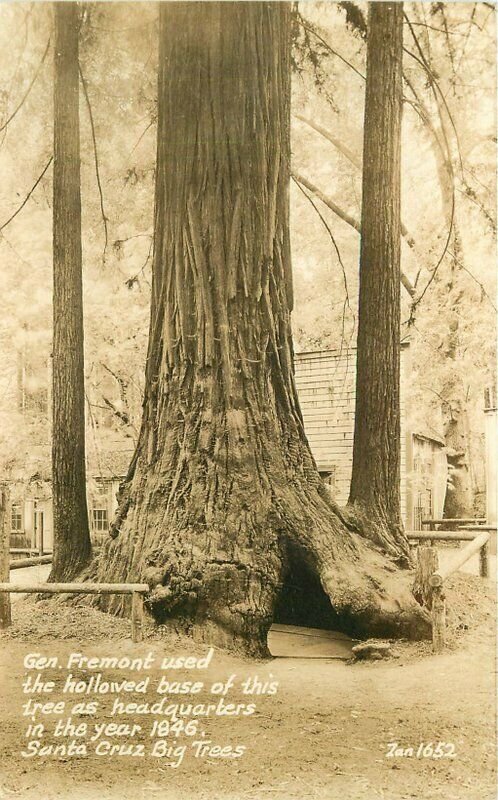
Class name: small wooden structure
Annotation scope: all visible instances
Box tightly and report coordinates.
[413,529,493,653]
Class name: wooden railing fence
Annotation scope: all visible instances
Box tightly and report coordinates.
[412,527,494,653]
[0,582,149,642]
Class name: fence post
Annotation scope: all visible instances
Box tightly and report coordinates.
[0,486,12,629]
[413,546,439,608]
[479,541,489,578]
[131,592,144,643]
[484,387,497,555]
[430,575,445,653]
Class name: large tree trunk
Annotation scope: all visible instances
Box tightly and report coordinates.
[348,2,410,565]
[50,1,92,582]
[92,1,429,655]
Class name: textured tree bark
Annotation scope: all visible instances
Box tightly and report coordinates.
[50,2,92,582]
[348,2,411,566]
[92,1,430,654]
[413,546,439,609]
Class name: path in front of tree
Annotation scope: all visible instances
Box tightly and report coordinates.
[0,574,495,800]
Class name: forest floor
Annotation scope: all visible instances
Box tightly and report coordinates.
[0,571,495,800]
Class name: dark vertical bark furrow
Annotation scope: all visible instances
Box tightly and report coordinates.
[50,1,92,582]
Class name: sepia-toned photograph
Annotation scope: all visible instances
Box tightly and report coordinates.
[0,1,496,799]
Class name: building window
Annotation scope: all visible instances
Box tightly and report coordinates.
[91,509,109,532]
[414,489,433,531]
[11,505,23,532]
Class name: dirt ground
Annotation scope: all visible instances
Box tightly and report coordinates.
[0,573,495,800]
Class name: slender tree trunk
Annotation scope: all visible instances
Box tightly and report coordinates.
[348,2,410,565]
[50,1,91,581]
[441,227,475,519]
[92,1,429,654]
[404,56,476,518]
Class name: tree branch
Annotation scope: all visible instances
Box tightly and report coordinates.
[292,175,355,357]
[293,114,361,169]
[292,170,360,231]
[101,396,130,427]
[0,156,53,233]
[131,117,156,154]
[79,63,108,264]
[292,175,354,315]
[124,235,153,289]
[408,189,456,323]
[292,170,416,298]
[297,16,366,81]
[447,250,497,311]
[0,36,51,135]
[404,13,463,175]
[294,116,417,249]
[405,22,466,37]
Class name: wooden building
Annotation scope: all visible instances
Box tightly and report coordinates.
[294,346,447,530]
[8,449,133,553]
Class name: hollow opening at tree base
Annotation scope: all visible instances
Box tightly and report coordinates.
[273,539,414,642]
